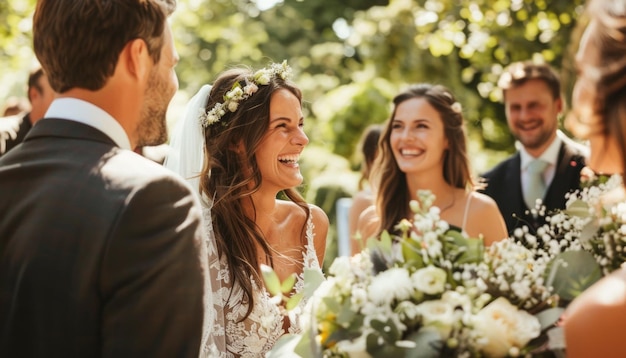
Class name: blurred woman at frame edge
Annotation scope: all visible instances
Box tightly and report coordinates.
[563,1,626,357]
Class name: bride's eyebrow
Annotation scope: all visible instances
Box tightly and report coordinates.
[269,116,302,124]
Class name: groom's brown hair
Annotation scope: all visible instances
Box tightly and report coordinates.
[33,0,176,93]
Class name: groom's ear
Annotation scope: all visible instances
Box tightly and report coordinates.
[119,38,152,85]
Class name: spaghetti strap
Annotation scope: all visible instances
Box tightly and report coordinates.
[461,192,473,234]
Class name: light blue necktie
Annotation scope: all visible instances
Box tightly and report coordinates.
[524,159,549,209]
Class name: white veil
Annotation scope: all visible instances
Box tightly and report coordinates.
[164,85,226,357]
[164,84,211,198]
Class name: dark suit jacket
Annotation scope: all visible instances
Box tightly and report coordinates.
[0,118,207,357]
[481,140,586,235]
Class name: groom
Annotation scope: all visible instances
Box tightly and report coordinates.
[0,0,208,357]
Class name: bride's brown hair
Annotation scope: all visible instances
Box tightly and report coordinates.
[199,67,309,320]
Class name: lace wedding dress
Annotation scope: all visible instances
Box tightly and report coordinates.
[202,206,321,358]
[165,85,322,357]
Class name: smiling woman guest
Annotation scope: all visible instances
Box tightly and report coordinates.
[164,62,328,357]
[357,84,507,245]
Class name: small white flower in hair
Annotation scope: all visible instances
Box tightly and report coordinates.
[451,102,462,113]
[199,60,293,128]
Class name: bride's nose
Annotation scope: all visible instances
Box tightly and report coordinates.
[292,127,309,147]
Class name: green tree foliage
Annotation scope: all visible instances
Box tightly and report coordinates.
[0,0,590,268]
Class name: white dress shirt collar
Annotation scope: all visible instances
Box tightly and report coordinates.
[520,132,562,170]
[44,98,131,150]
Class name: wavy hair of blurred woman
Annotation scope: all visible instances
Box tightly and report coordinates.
[563,1,626,356]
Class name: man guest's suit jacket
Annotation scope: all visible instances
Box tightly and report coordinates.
[481,135,587,235]
[0,118,207,357]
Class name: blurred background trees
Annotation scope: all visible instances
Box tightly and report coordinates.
[0,0,588,267]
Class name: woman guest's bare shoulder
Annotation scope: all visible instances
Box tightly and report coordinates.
[349,190,375,236]
[356,205,379,242]
[465,191,508,245]
[564,267,626,357]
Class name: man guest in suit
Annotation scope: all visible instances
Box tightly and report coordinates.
[481,61,587,235]
[0,0,209,357]
[0,67,55,157]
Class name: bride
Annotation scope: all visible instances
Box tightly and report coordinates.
[165,62,328,357]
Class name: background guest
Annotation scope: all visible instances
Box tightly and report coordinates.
[348,123,382,254]
[0,66,54,157]
[480,61,587,235]
[358,83,507,245]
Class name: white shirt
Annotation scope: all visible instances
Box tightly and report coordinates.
[44,98,131,150]
[519,132,562,198]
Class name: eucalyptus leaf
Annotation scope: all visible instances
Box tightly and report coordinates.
[336,297,357,325]
[403,327,443,358]
[535,307,565,331]
[280,273,297,294]
[322,296,341,313]
[455,237,484,264]
[286,292,304,311]
[303,268,326,298]
[366,332,406,357]
[261,264,282,296]
[369,319,401,342]
[294,328,322,358]
[545,250,603,301]
[564,199,591,218]
[401,239,425,269]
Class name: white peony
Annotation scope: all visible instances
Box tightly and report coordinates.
[367,268,413,304]
[473,297,541,357]
[412,266,447,295]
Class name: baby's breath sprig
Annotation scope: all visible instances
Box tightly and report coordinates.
[199,61,293,128]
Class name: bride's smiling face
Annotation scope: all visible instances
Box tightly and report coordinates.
[255,88,308,192]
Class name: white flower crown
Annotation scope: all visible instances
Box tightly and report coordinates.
[199,61,293,128]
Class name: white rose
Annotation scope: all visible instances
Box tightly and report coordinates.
[243,83,258,95]
[254,69,271,85]
[473,297,541,357]
[336,334,372,358]
[415,300,455,339]
[329,256,352,277]
[227,101,239,112]
[412,266,447,295]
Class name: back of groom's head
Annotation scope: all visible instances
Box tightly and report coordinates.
[33,0,176,94]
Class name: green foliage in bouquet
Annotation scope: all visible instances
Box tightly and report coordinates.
[268,176,626,357]
[513,174,626,301]
[267,190,581,358]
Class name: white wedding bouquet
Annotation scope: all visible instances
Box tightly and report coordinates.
[268,190,568,358]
